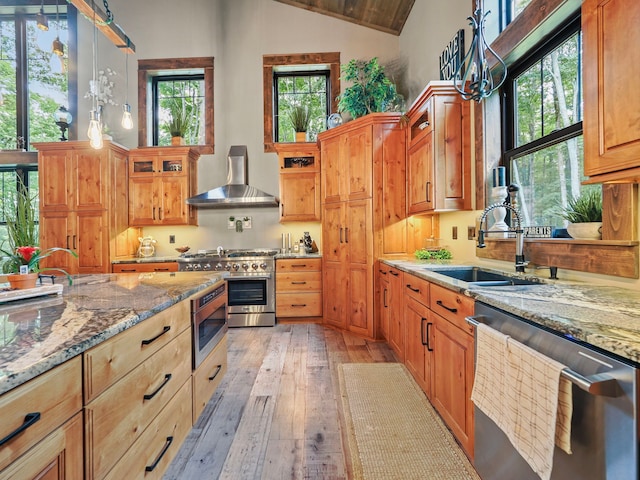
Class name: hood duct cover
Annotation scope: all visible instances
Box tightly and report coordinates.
[186,145,280,208]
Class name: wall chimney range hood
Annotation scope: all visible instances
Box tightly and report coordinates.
[186,145,280,208]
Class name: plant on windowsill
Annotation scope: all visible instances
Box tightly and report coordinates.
[168,98,190,145]
[0,180,77,288]
[558,189,603,240]
[288,105,311,142]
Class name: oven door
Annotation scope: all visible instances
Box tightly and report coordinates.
[192,286,227,369]
[226,275,275,313]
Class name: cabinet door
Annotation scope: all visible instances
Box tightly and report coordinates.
[380,124,407,254]
[346,200,373,337]
[39,212,76,274]
[431,313,474,457]
[404,295,432,396]
[377,265,390,340]
[321,134,344,203]
[73,149,108,210]
[407,131,434,214]
[345,126,372,200]
[39,150,73,211]
[583,0,640,177]
[129,177,158,226]
[159,176,189,225]
[322,203,346,264]
[279,171,320,221]
[76,210,109,274]
[322,261,346,329]
[387,268,404,360]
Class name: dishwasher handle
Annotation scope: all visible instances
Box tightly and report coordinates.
[465,315,621,398]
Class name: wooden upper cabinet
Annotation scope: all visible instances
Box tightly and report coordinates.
[583,0,640,181]
[275,143,321,222]
[406,81,472,213]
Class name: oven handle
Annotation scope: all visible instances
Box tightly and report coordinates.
[465,315,621,397]
[227,275,272,280]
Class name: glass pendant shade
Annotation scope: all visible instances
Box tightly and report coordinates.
[36,8,49,31]
[52,37,64,57]
[121,103,134,129]
[88,110,103,149]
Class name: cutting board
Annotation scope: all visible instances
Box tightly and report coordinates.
[0,284,64,304]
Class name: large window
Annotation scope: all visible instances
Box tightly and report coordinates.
[503,18,592,228]
[0,167,38,251]
[0,3,73,151]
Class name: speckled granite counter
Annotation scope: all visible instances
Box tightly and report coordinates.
[381,257,640,365]
[0,272,225,396]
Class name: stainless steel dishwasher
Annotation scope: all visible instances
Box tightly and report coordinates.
[468,302,639,480]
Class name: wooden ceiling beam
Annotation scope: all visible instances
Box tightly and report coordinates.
[68,0,135,53]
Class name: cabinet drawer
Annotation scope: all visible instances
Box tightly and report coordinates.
[85,329,192,480]
[103,379,192,480]
[84,300,189,402]
[429,283,474,334]
[403,273,430,307]
[276,292,323,317]
[0,357,82,471]
[112,262,179,273]
[192,335,228,424]
[276,258,322,272]
[276,271,322,292]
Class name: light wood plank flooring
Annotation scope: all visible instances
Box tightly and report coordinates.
[163,323,397,479]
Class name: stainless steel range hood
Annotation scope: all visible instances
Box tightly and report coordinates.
[186,145,280,208]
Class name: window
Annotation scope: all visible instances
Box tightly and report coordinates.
[502,19,591,228]
[274,69,329,143]
[0,167,38,253]
[263,53,340,152]
[0,3,75,151]
[138,57,214,154]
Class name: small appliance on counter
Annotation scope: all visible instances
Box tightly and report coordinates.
[137,236,157,257]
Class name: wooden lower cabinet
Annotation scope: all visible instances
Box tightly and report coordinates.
[192,335,228,424]
[276,258,323,319]
[376,262,390,340]
[404,295,432,397]
[112,262,179,273]
[386,267,404,360]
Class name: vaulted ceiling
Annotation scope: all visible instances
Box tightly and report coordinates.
[272,0,416,36]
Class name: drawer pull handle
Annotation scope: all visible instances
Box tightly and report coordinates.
[291,304,307,307]
[389,271,399,277]
[383,289,388,308]
[291,264,308,268]
[144,373,172,400]
[120,268,136,273]
[406,284,420,293]
[379,270,387,275]
[426,321,433,351]
[141,326,171,346]
[154,268,171,271]
[291,281,307,285]
[209,365,223,381]
[436,300,457,313]
[145,436,174,472]
[0,412,41,447]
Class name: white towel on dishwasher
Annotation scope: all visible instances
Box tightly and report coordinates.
[471,323,573,480]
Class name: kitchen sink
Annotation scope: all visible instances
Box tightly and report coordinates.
[426,267,542,286]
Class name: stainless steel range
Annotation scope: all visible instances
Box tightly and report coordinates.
[178,249,277,327]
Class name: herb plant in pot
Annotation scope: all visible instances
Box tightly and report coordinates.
[288,105,311,142]
[168,99,189,145]
[1,180,77,288]
[559,189,603,240]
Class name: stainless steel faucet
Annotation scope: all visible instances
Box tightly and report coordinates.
[477,202,528,273]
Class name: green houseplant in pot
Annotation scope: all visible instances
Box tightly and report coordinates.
[1,180,76,288]
[168,98,190,145]
[558,188,603,240]
[288,105,311,142]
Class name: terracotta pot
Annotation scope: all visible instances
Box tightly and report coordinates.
[295,131,307,142]
[171,136,185,146]
[7,273,39,290]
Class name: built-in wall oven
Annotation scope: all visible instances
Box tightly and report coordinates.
[179,249,277,327]
[191,283,227,369]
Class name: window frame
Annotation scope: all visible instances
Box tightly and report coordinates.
[137,57,214,155]
[263,52,340,153]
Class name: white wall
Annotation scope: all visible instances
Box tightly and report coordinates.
[77,0,401,255]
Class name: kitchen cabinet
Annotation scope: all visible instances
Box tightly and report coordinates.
[276,258,323,319]
[319,113,407,339]
[376,262,390,340]
[275,143,321,222]
[192,335,228,424]
[583,0,640,181]
[403,274,432,394]
[406,81,472,213]
[0,357,83,479]
[35,141,139,274]
[112,262,179,273]
[386,266,405,360]
[128,147,199,226]
[83,300,192,480]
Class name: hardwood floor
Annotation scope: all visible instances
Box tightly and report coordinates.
[164,323,398,479]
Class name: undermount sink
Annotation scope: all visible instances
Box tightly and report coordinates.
[427,267,542,286]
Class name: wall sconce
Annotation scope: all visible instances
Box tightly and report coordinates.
[454,0,507,102]
[54,106,72,141]
[36,0,49,31]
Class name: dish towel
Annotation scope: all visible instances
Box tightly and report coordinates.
[471,323,573,480]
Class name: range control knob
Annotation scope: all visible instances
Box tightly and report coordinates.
[224,264,232,271]
[192,263,202,271]
[202,263,212,271]
[260,262,267,270]
[251,263,259,270]
[183,264,193,271]
[215,263,223,271]
[232,263,240,271]
[241,263,249,270]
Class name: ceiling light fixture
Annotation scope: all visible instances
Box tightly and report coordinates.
[454,0,507,102]
[87,0,103,149]
[121,46,133,129]
[52,0,64,57]
[36,0,49,31]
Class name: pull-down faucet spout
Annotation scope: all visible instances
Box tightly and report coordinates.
[477,202,527,273]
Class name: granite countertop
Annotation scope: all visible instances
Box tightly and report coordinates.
[275,252,322,259]
[0,272,226,396]
[381,257,640,365]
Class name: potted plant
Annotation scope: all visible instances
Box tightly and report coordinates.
[1,180,76,288]
[288,105,311,142]
[168,99,189,145]
[337,57,404,120]
[558,189,603,240]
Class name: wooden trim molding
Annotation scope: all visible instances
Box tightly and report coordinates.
[263,52,340,153]
[137,57,214,155]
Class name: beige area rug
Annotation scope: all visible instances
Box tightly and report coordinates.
[338,363,480,480]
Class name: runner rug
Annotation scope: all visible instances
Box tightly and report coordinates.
[338,363,480,480]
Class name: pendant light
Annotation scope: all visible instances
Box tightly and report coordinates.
[453,0,507,102]
[121,49,133,129]
[87,0,103,149]
[36,0,49,31]
[52,0,64,57]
